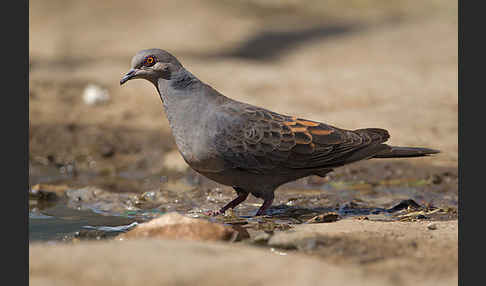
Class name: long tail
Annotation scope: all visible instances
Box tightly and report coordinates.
[373,145,440,158]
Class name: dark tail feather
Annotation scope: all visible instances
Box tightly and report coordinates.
[373,146,440,158]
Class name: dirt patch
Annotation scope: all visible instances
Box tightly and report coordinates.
[29,220,458,286]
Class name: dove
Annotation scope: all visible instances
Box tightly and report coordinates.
[121,48,439,216]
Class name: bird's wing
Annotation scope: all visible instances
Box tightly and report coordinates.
[213,104,390,174]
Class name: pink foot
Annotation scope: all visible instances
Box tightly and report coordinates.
[204,190,249,216]
[203,209,223,216]
[255,196,274,216]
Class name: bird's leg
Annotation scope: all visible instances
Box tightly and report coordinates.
[255,193,274,216]
[204,187,249,216]
[219,191,249,213]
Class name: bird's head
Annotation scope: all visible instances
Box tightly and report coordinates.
[120,49,183,86]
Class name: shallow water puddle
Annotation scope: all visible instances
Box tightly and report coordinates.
[28,163,457,242]
[29,201,139,242]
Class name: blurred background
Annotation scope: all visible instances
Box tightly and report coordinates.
[29,0,457,191]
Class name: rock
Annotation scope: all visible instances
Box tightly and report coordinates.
[268,230,320,250]
[388,199,422,212]
[74,229,119,241]
[29,184,70,201]
[82,84,110,105]
[65,187,101,202]
[427,223,438,230]
[251,231,272,245]
[306,212,340,223]
[99,144,115,158]
[162,149,189,172]
[416,214,428,220]
[229,225,251,241]
[140,191,157,202]
[430,174,443,184]
[64,187,142,214]
[118,212,238,242]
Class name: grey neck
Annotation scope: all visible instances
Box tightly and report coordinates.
[153,68,231,166]
[154,68,221,162]
[156,69,201,106]
[170,68,200,89]
[155,68,228,113]
[155,68,216,137]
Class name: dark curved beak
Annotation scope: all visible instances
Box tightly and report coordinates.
[120,69,137,85]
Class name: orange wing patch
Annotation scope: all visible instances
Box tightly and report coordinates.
[281,117,337,151]
[283,121,297,126]
[309,129,334,136]
[296,120,320,127]
[289,126,308,133]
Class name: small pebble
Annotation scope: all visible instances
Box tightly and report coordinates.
[269,248,288,256]
[252,232,271,244]
[416,214,428,220]
[82,84,110,105]
[427,223,437,230]
[306,212,340,223]
[141,191,157,202]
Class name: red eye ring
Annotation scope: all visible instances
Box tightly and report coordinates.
[143,56,156,67]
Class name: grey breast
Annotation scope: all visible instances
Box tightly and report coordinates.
[160,80,228,173]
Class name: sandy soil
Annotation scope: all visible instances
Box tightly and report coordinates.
[29,0,458,285]
[29,219,457,286]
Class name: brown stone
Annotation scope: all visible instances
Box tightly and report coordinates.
[119,212,237,242]
[306,212,341,223]
[29,184,70,201]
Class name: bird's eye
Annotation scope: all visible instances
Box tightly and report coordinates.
[143,56,156,67]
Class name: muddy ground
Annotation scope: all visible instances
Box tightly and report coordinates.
[29,0,458,285]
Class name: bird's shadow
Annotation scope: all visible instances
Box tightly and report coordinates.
[218,24,359,61]
[186,17,405,62]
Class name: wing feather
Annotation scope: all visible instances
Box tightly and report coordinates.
[213,104,389,174]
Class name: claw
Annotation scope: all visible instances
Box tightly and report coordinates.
[204,209,223,216]
[255,195,274,216]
